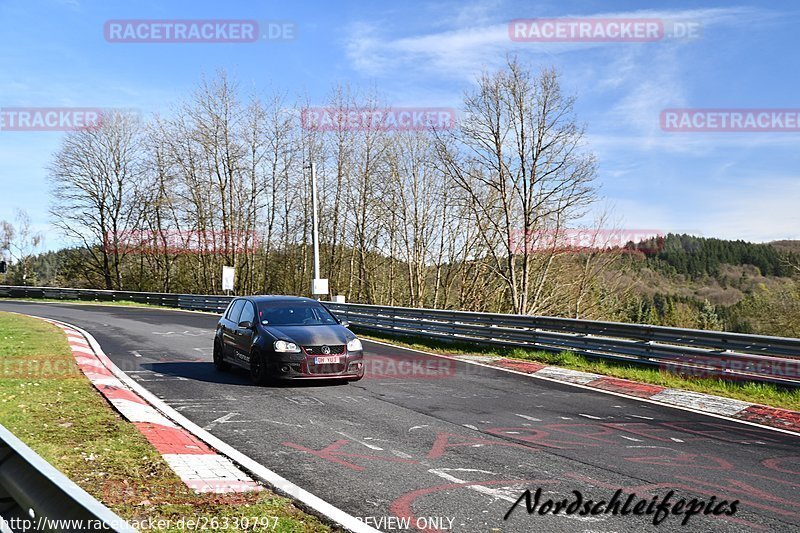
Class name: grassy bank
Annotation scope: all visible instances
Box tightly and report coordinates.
[0,312,330,532]
[358,329,800,412]
[0,297,201,311]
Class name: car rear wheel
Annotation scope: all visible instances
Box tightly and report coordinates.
[213,340,230,371]
[249,351,269,385]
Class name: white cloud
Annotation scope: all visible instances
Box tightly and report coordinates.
[602,175,800,242]
[343,6,766,81]
[694,175,800,242]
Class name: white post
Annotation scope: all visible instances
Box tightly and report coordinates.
[310,162,321,282]
[308,162,328,299]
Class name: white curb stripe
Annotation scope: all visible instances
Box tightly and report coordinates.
[107,398,178,427]
[650,389,754,416]
[537,366,603,384]
[162,454,254,482]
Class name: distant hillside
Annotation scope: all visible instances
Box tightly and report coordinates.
[770,240,800,254]
[628,234,798,278]
[619,234,800,336]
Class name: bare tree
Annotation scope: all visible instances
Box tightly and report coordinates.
[386,131,446,306]
[0,210,43,285]
[48,111,146,289]
[437,57,597,314]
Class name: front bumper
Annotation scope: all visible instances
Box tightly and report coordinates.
[269,350,364,380]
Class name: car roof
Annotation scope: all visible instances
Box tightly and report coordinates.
[242,295,319,304]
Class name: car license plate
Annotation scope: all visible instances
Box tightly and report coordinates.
[315,356,340,365]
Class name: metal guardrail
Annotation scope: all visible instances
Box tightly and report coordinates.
[0,424,135,533]
[326,302,800,387]
[0,285,232,313]
[1,285,798,386]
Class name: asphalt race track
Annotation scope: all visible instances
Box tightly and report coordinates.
[2,301,798,532]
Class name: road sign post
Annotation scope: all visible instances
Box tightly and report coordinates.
[222,266,235,294]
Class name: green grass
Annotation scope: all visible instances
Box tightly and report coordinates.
[0,312,332,532]
[0,296,171,309]
[357,329,800,412]
[0,296,193,310]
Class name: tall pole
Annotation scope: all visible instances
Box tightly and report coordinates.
[310,161,321,289]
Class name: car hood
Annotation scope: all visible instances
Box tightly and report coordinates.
[263,324,352,346]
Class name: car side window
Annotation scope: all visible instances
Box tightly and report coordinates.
[238,301,255,325]
[227,299,245,323]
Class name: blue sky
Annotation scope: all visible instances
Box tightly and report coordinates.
[1,0,799,249]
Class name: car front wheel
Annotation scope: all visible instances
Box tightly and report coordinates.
[249,351,269,385]
[213,339,230,371]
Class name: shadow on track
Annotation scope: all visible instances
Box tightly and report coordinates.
[141,361,351,388]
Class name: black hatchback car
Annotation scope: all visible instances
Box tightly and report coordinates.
[214,296,365,384]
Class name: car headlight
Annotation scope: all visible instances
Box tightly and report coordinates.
[347,338,363,352]
[274,340,300,353]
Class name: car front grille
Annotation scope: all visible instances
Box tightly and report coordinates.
[303,345,346,355]
[307,362,347,375]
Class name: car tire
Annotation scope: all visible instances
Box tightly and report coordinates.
[249,350,269,385]
[213,340,230,371]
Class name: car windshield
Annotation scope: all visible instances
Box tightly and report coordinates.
[257,301,338,326]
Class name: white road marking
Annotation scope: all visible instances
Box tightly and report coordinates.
[670,437,684,443]
[463,424,479,430]
[629,414,654,420]
[578,413,603,420]
[515,413,542,422]
[204,412,303,430]
[428,469,603,523]
[204,412,239,430]
[131,350,142,357]
[337,431,383,451]
[620,435,642,442]
[391,450,414,459]
[409,425,428,432]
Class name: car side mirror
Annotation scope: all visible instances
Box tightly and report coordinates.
[339,320,350,328]
[238,320,253,329]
